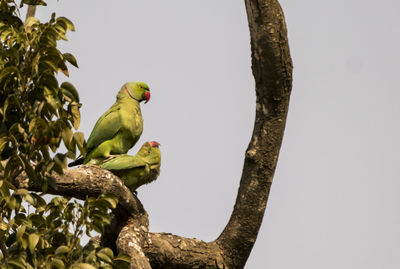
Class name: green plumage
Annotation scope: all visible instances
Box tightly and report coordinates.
[83,82,150,165]
[99,141,161,191]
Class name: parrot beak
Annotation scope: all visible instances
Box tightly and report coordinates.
[143,91,151,104]
[149,141,160,147]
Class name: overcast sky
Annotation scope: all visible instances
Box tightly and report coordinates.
[33,1,400,268]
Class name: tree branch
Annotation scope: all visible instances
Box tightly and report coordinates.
[216,0,293,267]
[25,5,36,20]
[11,165,142,216]
[143,233,226,269]
[117,217,151,269]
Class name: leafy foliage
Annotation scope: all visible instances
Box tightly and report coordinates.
[0,0,83,185]
[0,1,129,268]
[0,185,129,268]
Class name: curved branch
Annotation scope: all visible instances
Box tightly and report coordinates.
[216,0,293,267]
[11,165,142,216]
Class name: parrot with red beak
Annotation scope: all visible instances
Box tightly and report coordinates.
[69,81,151,166]
[99,141,161,191]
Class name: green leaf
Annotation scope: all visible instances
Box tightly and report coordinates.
[90,221,104,234]
[56,17,75,31]
[6,195,17,210]
[73,132,86,156]
[7,259,26,269]
[61,127,74,151]
[54,153,67,171]
[0,179,14,197]
[16,225,26,241]
[0,222,7,231]
[63,53,78,68]
[41,73,59,91]
[70,104,81,130]
[96,252,112,264]
[14,188,29,196]
[101,194,118,209]
[41,180,48,193]
[99,248,114,258]
[113,254,131,268]
[19,154,37,182]
[29,214,45,227]
[55,245,70,255]
[28,233,40,253]
[54,24,68,41]
[0,28,12,43]
[25,16,40,32]
[21,236,28,249]
[24,193,35,205]
[14,213,26,225]
[0,136,9,152]
[43,59,59,72]
[0,66,20,87]
[71,263,96,269]
[31,193,46,207]
[43,86,60,112]
[51,258,65,269]
[66,150,76,159]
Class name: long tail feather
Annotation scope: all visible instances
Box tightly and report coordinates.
[68,157,84,167]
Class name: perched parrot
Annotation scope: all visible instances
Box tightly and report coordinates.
[68,82,150,166]
[99,141,161,191]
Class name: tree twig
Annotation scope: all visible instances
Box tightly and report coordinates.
[25,5,36,20]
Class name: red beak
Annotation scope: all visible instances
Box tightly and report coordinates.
[143,91,151,104]
[149,141,160,147]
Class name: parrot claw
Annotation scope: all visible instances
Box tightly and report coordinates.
[104,155,119,162]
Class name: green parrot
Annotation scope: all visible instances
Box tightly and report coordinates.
[99,141,161,191]
[69,82,150,166]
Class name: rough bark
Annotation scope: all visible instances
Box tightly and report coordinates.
[12,165,142,216]
[9,0,292,268]
[117,217,151,269]
[217,0,293,267]
[144,233,226,269]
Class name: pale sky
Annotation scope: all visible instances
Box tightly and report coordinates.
[34,1,400,268]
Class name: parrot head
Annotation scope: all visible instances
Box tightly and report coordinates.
[123,81,151,103]
[148,141,161,165]
[149,141,160,148]
[137,141,161,164]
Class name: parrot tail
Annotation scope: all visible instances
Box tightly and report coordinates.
[68,157,84,167]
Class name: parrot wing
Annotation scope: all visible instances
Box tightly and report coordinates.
[100,155,147,171]
[86,106,122,153]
